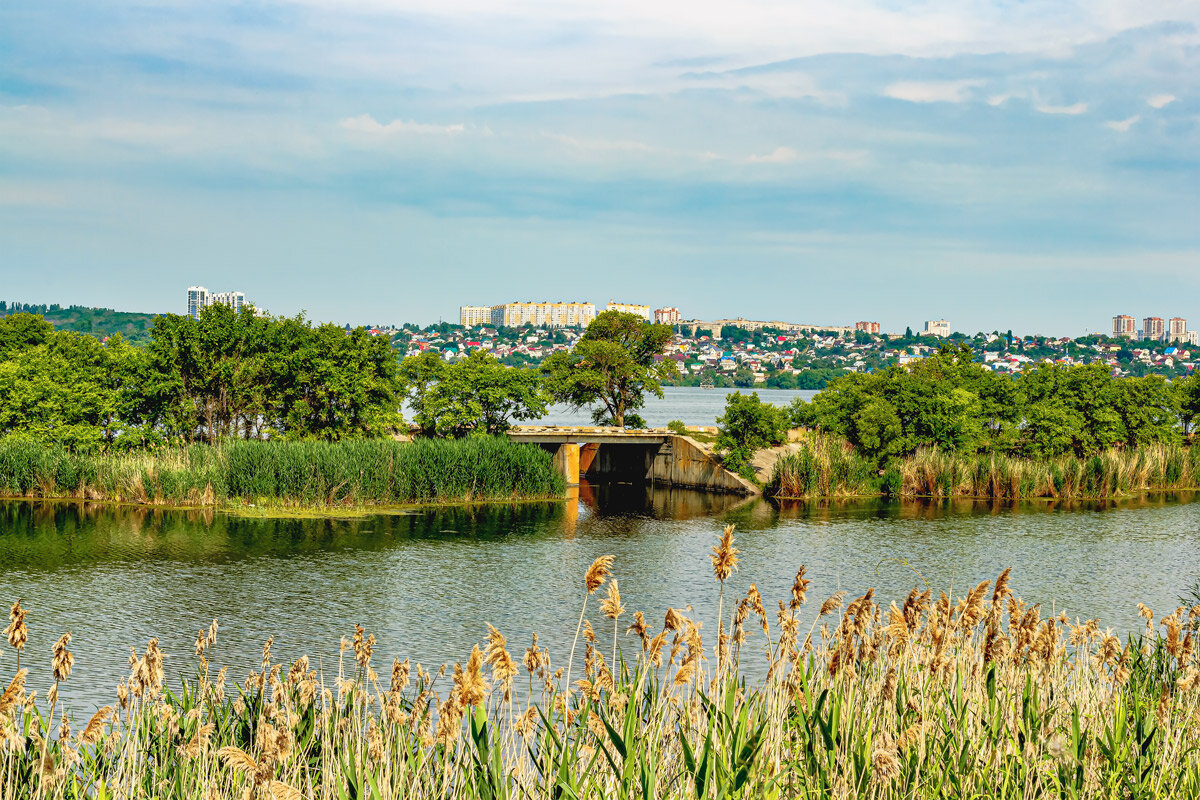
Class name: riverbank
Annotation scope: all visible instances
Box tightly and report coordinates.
[0,436,565,514]
[4,531,1198,799]
[767,433,1200,500]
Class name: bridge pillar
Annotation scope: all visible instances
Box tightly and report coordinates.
[553,442,580,486]
[579,443,600,475]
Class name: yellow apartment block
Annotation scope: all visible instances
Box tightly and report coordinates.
[459,306,493,326]
[461,302,597,328]
[605,302,652,321]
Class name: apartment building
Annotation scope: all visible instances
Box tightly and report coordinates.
[187,286,247,320]
[490,302,597,328]
[654,307,682,325]
[459,306,492,327]
[1112,315,1136,338]
[187,286,209,320]
[1169,317,1188,343]
[855,321,881,334]
[606,302,652,321]
[922,319,950,337]
[1143,317,1165,341]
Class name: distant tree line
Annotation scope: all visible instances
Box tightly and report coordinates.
[0,307,402,450]
[0,309,674,451]
[1,301,158,344]
[790,344,1200,465]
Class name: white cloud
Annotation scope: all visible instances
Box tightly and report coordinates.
[883,79,984,103]
[1034,100,1088,115]
[747,146,800,164]
[1104,115,1140,132]
[986,92,1022,106]
[339,114,465,135]
[1147,94,1176,109]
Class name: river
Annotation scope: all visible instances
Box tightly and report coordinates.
[2,486,1198,712]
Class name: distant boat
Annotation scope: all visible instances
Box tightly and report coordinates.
[699,375,715,389]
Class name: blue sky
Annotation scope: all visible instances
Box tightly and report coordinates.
[1,1,1197,335]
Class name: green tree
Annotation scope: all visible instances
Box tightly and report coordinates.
[0,331,120,451]
[1178,372,1200,438]
[423,351,549,437]
[1112,375,1179,448]
[850,398,904,465]
[0,313,53,360]
[399,351,448,437]
[541,311,673,427]
[716,391,787,474]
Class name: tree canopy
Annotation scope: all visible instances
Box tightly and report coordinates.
[541,311,674,427]
[792,344,1193,465]
[0,307,404,449]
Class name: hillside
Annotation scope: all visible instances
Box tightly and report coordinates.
[0,301,160,344]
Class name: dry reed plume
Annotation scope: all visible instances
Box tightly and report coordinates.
[3,527,1200,799]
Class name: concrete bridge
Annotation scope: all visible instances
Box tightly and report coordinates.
[507,426,757,495]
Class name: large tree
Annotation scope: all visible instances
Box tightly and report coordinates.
[421,350,549,437]
[541,311,674,428]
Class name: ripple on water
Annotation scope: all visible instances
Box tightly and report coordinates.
[1,490,1197,710]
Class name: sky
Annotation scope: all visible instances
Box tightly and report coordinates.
[1,1,1197,336]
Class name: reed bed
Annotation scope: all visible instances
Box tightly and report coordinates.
[3,527,1199,799]
[769,435,1200,501]
[765,433,879,499]
[0,437,564,508]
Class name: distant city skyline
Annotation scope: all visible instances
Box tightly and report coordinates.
[2,2,1196,336]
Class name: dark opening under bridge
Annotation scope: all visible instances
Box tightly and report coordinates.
[506,427,757,495]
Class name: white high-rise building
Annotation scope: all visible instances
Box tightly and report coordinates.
[210,291,246,314]
[187,286,248,319]
[187,286,209,320]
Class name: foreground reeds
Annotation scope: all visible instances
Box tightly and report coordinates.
[3,527,1200,799]
[768,432,1200,501]
[0,437,564,509]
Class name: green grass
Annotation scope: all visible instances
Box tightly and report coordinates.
[0,436,565,508]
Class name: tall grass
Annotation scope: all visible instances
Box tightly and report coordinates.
[3,529,1199,799]
[765,433,879,498]
[769,434,1200,501]
[0,436,564,508]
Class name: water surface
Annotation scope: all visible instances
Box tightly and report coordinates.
[2,489,1197,712]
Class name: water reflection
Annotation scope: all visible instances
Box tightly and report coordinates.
[1,487,1198,712]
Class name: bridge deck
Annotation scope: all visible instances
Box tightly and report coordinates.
[507,426,668,445]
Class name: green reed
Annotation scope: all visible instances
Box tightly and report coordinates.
[0,436,564,508]
[768,436,1200,501]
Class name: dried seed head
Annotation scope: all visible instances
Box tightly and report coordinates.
[78,706,112,746]
[52,633,74,683]
[585,555,615,595]
[600,580,625,621]
[5,601,28,652]
[626,611,649,648]
[711,524,739,582]
[819,591,847,617]
[456,645,487,707]
[0,669,27,716]
[790,567,810,612]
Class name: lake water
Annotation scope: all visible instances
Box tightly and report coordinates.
[2,488,1198,713]
[406,386,819,428]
